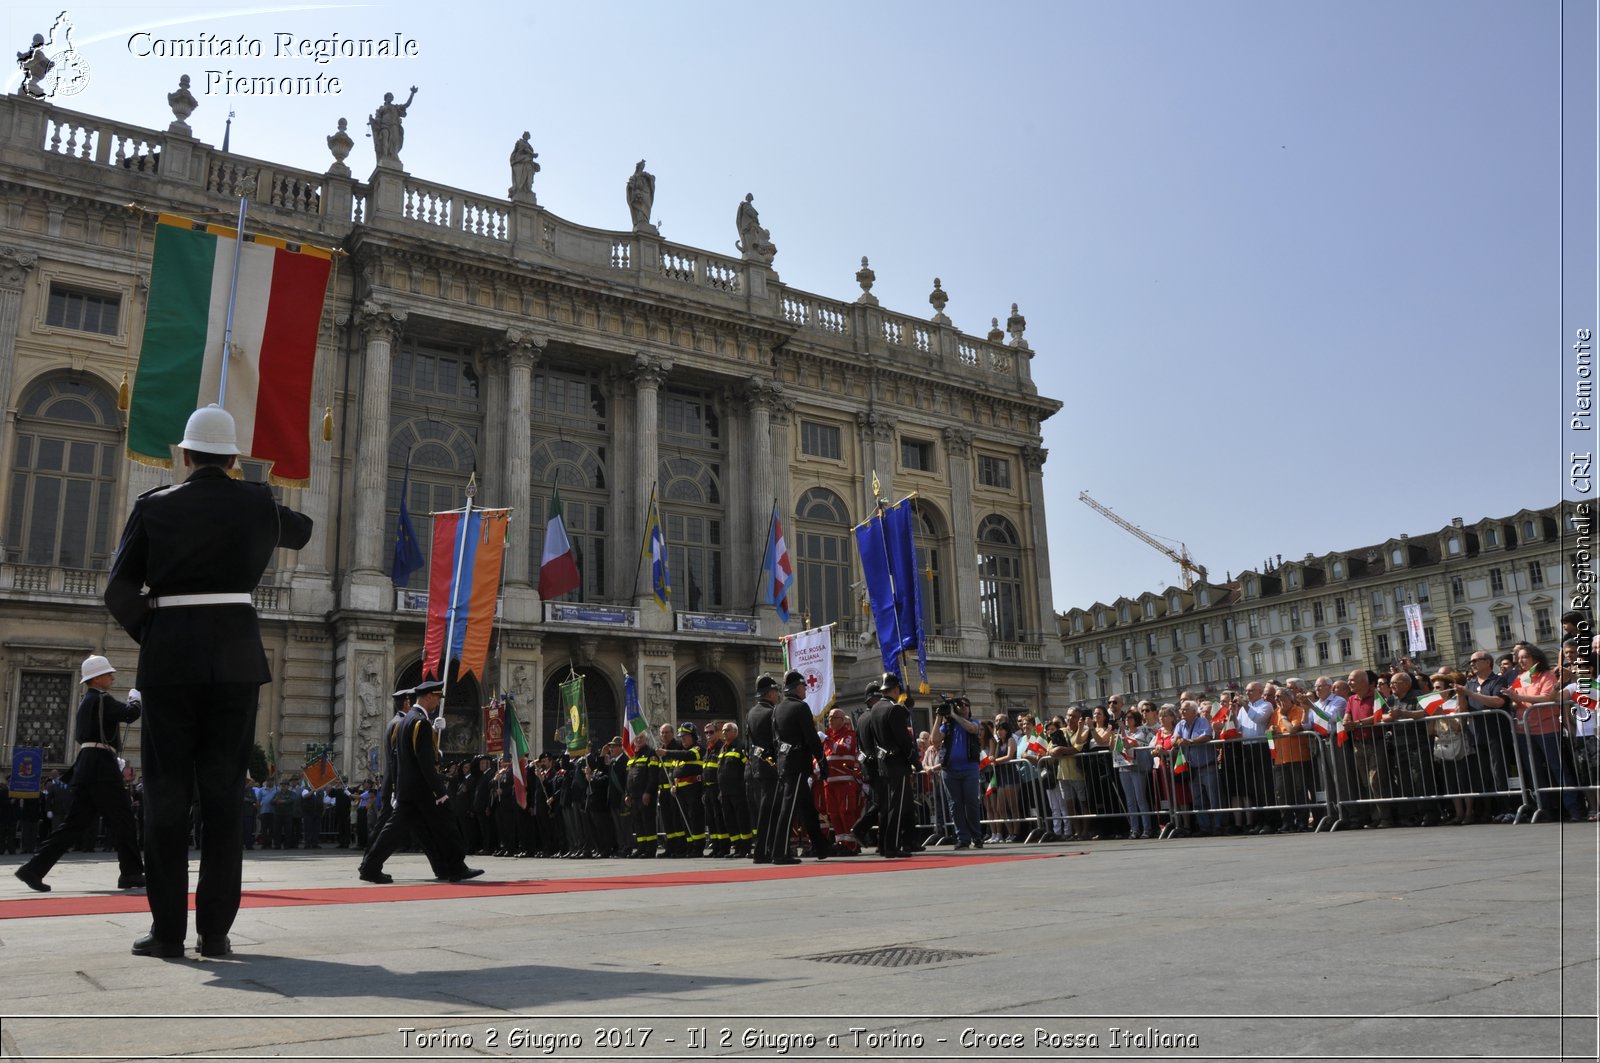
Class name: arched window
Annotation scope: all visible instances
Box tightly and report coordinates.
[7,375,121,568]
[977,514,1024,642]
[386,421,478,589]
[531,438,608,600]
[660,454,723,610]
[795,487,850,626]
[915,505,949,635]
[386,340,482,590]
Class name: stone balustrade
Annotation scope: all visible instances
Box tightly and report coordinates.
[0,93,1040,394]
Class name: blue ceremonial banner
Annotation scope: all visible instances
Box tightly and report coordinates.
[854,515,900,673]
[10,747,43,797]
[390,452,425,587]
[883,500,929,688]
[854,498,929,686]
[644,493,671,611]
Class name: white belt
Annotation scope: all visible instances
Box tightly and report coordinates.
[79,742,116,753]
[149,592,253,608]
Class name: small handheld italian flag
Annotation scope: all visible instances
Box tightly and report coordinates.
[1417,691,1449,716]
[1570,678,1600,713]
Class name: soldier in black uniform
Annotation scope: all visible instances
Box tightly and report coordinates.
[861,672,919,858]
[851,681,885,847]
[104,405,313,959]
[770,670,830,864]
[359,680,483,884]
[15,655,144,893]
[745,674,782,863]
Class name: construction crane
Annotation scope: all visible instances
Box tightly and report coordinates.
[1078,491,1208,590]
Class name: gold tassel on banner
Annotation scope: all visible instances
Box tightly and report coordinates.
[116,371,130,411]
[322,405,334,442]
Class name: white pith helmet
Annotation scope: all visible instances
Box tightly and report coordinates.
[81,655,115,684]
[179,404,240,455]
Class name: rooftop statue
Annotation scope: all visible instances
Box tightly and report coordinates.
[16,33,52,98]
[735,193,776,266]
[626,159,656,233]
[509,131,540,198]
[368,86,418,164]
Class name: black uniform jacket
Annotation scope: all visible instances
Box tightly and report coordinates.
[773,695,825,774]
[394,707,448,802]
[104,465,314,686]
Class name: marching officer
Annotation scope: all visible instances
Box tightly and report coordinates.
[14,655,145,893]
[770,670,830,864]
[861,671,919,857]
[104,404,313,959]
[745,674,782,863]
[359,680,484,884]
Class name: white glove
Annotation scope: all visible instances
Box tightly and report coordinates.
[433,714,446,734]
[127,688,141,705]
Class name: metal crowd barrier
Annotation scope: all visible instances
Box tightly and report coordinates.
[1328,709,1526,828]
[1513,710,1596,823]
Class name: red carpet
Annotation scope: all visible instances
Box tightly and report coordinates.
[0,852,1065,921]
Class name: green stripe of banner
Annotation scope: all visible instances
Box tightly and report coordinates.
[128,225,217,461]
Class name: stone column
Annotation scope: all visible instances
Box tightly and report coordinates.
[630,353,670,619]
[856,409,897,512]
[1021,444,1061,654]
[0,249,36,542]
[501,330,544,622]
[346,301,406,610]
[943,427,986,650]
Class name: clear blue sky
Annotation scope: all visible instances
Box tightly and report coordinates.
[9,0,1592,611]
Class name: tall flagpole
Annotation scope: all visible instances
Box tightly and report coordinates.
[440,473,477,705]
[216,189,253,405]
[631,482,658,602]
[749,496,778,613]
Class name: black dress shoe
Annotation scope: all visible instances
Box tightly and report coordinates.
[447,867,485,882]
[772,855,801,865]
[198,935,232,958]
[131,933,184,958]
[14,868,50,892]
[118,875,146,889]
[357,867,393,884]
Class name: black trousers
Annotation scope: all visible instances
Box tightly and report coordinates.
[746,761,778,860]
[139,682,257,943]
[772,771,827,857]
[363,795,464,878]
[877,764,914,854]
[20,750,141,882]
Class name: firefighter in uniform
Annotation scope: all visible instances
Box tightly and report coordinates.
[718,722,752,857]
[624,740,660,857]
[861,672,919,858]
[655,727,688,856]
[770,670,830,864]
[670,724,705,856]
[15,656,145,893]
[745,674,782,863]
[701,722,728,857]
[821,706,864,854]
[104,404,313,959]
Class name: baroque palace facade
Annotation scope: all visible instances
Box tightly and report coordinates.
[0,90,1065,775]
[1057,503,1588,705]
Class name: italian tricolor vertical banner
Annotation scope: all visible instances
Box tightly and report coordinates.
[422,508,510,682]
[127,213,332,486]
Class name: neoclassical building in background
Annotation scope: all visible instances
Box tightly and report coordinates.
[0,89,1065,775]
[1057,503,1586,705]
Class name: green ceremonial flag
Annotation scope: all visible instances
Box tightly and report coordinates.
[558,674,590,757]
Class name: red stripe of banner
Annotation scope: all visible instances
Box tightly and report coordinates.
[458,511,508,680]
[422,512,460,679]
[252,248,331,484]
